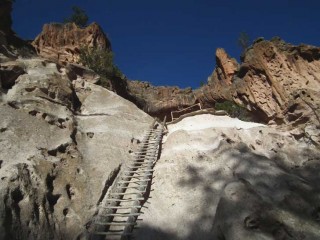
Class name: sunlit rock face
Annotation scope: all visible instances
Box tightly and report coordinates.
[134,114,320,240]
[204,38,320,127]
[0,57,153,239]
[32,22,111,64]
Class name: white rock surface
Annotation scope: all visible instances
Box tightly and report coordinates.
[0,58,154,239]
[134,114,320,240]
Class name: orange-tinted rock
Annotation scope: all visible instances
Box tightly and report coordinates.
[32,22,111,64]
[127,81,197,121]
[209,48,239,85]
[205,38,320,126]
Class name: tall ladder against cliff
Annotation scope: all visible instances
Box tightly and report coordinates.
[89,117,166,240]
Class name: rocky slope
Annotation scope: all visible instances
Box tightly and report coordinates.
[134,114,320,240]
[0,57,153,239]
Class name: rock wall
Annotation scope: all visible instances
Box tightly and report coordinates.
[29,17,320,129]
[206,38,320,126]
[32,22,111,64]
[134,114,320,240]
[0,57,153,239]
[127,81,197,121]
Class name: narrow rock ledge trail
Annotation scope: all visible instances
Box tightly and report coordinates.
[88,118,166,240]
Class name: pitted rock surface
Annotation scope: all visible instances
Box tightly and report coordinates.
[32,22,111,64]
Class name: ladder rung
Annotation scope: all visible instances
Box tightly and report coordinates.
[116,185,148,189]
[118,179,151,183]
[95,221,137,226]
[126,164,153,168]
[105,198,144,202]
[109,191,144,195]
[103,213,140,217]
[100,205,141,209]
[133,157,156,160]
[124,170,154,173]
[93,232,132,236]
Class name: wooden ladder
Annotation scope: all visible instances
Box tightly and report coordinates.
[89,118,166,240]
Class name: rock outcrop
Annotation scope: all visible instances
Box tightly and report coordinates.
[32,22,111,64]
[209,48,239,86]
[0,57,153,239]
[127,81,198,120]
[134,114,320,240]
[206,39,320,127]
[29,17,320,130]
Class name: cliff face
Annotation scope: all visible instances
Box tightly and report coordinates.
[134,115,320,240]
[30,21,320,129]
[127,81,197,120]
[32,22,111,64]
[206,39,320,126]
[0,57,153,239]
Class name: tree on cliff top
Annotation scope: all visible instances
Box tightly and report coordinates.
[237,32,250,53]
[64,6,88,27]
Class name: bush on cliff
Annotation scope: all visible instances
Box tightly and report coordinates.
[64,6,88,27]
[79,46,124,88]
[215,100,252,121]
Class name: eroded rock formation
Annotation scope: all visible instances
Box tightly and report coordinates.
[0,57,153,239]
[209,48,239,86]
[29,16,320,129]
[127,81,197,120]
[205,39,320,127]
[32,22,111,64]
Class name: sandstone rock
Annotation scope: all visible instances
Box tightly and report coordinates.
[208,48,239,85]
[0,56,153,239]
[32,22,111,64]
[205,39,320,127]
[127,80,197,121]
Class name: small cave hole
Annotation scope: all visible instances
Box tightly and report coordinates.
[0,160,3,168]
[28,110,38,116]
[47,149,57,157]
[63,208,69,216]
[86,132,94,138]
[45,174,56,192]
[66,184,74,199]
[0,127,7,133]
[11,187,24,203]
[128,150,133,153]
[33,202,40,222]
[57,144,67,153]
[46,193,61,213]
[226,138,234,144]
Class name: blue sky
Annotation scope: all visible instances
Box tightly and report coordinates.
[12,0,320,88]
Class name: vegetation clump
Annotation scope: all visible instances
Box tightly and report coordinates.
[215,100,252,121]
[79,46,124,89]
[64,6,88,27]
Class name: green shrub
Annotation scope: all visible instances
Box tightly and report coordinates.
[79,45,124,89]
[215,100,252,121]
[79,46,114,76]
[64,6,88,27]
